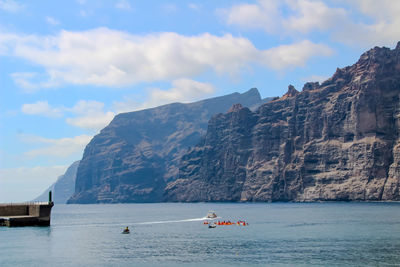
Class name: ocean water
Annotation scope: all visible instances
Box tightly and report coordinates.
[1,202,400,266]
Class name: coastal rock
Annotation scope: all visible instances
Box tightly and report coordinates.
[68,88,272,203]
[164,43,400,202]
[302,82,320,91]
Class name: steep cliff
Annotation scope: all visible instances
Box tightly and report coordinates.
[68,88,271,203]
[165,43,400,202]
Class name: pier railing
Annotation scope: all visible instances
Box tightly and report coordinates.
[0,201,52,206]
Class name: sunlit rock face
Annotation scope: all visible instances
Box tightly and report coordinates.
[165,43,400,202]
[68,88,271,203]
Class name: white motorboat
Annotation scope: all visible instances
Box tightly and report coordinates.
[206,211,217,219]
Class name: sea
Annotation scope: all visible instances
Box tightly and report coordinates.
[1,202,400,266]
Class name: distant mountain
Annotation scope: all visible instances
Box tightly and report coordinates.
[34,161,79,203]
[68,88,272,203]
[165,42,400,202]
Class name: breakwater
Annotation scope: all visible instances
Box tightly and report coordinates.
[0,202,54,227]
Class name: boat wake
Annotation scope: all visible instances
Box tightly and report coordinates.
[55,216,222,229]
[133,211,220,225]
[134,217,213,225]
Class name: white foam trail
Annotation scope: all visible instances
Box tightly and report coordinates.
[55,217,220,228]
[134,217,208,225]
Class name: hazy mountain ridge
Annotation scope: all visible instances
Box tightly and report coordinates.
[164,43,400,202]
[68,88,271,203]
[34,161,80,203]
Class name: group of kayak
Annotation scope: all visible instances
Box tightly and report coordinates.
[203,220,249,226]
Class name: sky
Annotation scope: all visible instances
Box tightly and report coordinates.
[0,0,399,202]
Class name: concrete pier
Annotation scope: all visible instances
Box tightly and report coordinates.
[0,202,54,227]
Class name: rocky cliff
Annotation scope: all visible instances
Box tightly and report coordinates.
[165,43,400,202]
[68,88,271,203]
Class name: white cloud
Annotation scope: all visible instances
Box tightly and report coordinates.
[0,165,67,202]
[46,16,60,26]
[1,28,333,88]
[114,79,215,113]
[112,95,143,114]
[19,99,114,131]
[261,40,333,70]
[21,134,92,159]
[283,0,347,34]
[334,0,400,47]
[21,100,62,118]
[66,113,114,131]
[11,72,40,91]
[0,0,24,12]
[219,0,280,33]
[115,0,132,10]
[351,0,400,20]
[188,3,200,10]
[68,100,104,114]
[11,72,59,93]
[66,100,115,131]
[220,0,400,47]
[219,0,346,34]
[150,78,215,104]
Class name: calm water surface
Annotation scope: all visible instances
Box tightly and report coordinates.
[1,202,400,266]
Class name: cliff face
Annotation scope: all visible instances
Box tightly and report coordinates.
[68,88,270,203]
[35,161,79,204]
[165,43,400,202]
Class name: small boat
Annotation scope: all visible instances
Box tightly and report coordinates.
[206,211,217,219]
[208,224,216,228]
[122,227,130,234]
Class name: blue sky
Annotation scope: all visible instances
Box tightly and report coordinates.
[0,0,399,202]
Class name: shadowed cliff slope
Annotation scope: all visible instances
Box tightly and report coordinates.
[165,43,400,202]
[68,88,270,203]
